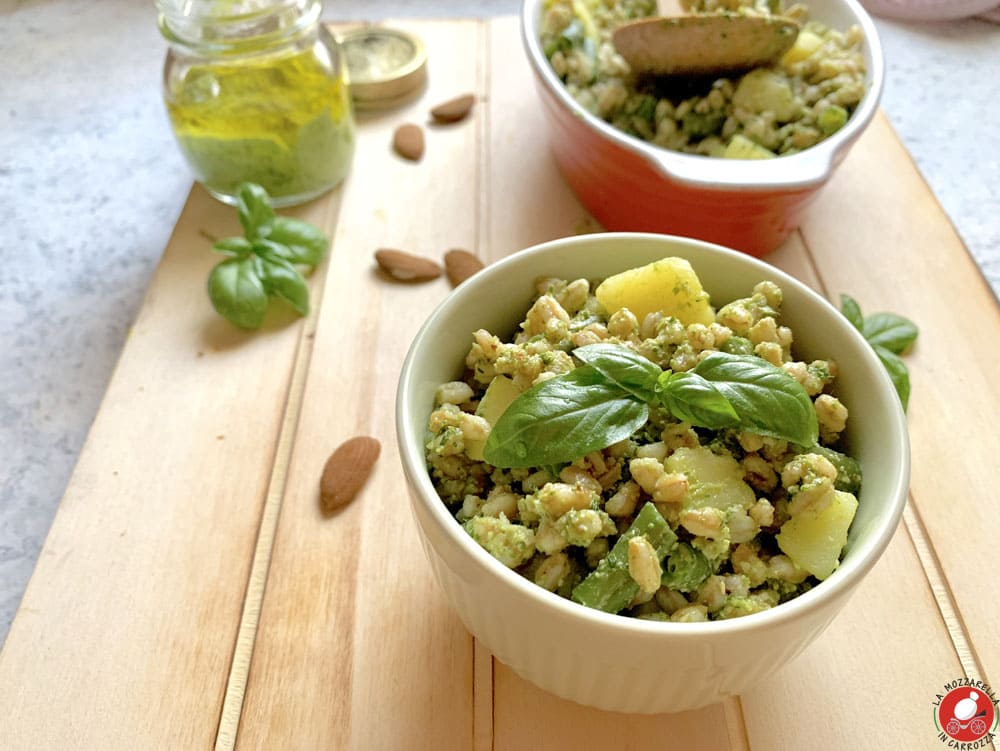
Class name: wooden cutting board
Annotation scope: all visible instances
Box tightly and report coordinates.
[2,17,997,750]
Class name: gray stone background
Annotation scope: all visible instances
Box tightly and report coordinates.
[1,0,998,645]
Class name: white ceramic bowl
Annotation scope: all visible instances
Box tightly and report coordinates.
[396,233,909,713]
[520,0,885,256]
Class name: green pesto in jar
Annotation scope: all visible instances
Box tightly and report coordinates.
[165,43,354,204]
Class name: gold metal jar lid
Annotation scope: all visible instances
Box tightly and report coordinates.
[341,26,427,110]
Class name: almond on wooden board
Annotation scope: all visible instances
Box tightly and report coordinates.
[375,248,443,282]
[320,436,381,514]
[393,123,425,160]
[430,93,475,124]
[444,249,485,287]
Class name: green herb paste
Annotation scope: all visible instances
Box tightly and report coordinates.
[166,44,355,203]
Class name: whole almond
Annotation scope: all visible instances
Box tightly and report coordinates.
[393,123,425,160]
[444,248,483,287]
[375,248,443,282]
[320,436,381,513]
[444,249,485,287]
[430,93,476,124]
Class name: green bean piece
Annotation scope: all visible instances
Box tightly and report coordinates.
[818,105,849,135]
[571,503,678,613]
[720,335,754,356]
[660,542,712,593]
[801,445,863,495]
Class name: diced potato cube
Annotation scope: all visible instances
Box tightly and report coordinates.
[571,0,599,40]
[782,29,824,65]
[466,375,523,461]
[776,490,858,580]
[665,446,755,511]
[724,134,776,160]
[733,69,798,122]
[595,257,715,327]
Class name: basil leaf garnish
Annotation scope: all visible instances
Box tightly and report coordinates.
[839,294,864,332]
[483,366,649,468]
[872,344,910,410]
[257,256,310,315]
[212,237,253,257]
[573,343,661,402]
[206,183,330,329]
[862,313,918,355]
[840,294,917,411]
[691,351,818,446]
[656,371,739,429]
[266,216,329,269]
[208,257,269,330]
[236,182,276,240]
[251,239,292,263]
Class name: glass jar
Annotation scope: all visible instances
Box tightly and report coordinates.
[157,0,355,207]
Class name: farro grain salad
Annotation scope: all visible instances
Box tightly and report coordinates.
[425,257,862,621]
[540,0,866,157]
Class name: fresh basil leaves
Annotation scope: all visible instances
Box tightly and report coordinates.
[484,366,650,468]
[265,217,330,267]
[483,346,818,468]
[840,294,917,410]
[656,371,739,431]
[236,182,276,238]
[573,343,660,403]
[207,183,330,329]
[689,352,817,446]
[861,313,919,354]
[208,256,269,330]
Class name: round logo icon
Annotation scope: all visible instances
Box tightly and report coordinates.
[937,685,996,742]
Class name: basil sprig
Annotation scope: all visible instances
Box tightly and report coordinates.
[656,371,739,430]
[573,343,660,402]
[840,294,918,410]
[687,352,816,441]
[207,183,330,329]
[483,345,818,468]
[483,366,650,468]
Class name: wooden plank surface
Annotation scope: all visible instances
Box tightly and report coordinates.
[798,121,1000,688]
[0,186,336,746]
[1,15,997,751]
[234,20,484,751]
